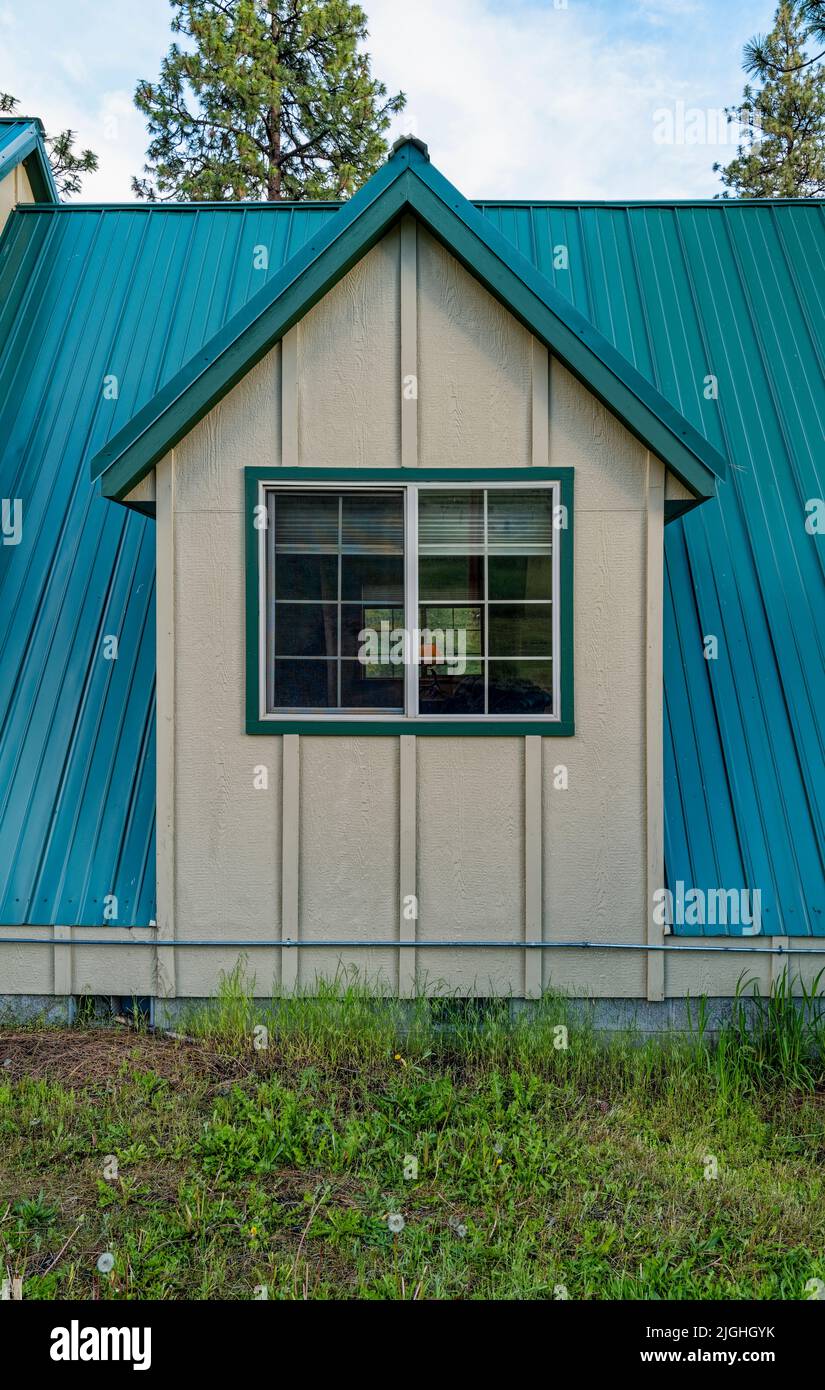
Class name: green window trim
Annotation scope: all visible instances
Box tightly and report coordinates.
[245,467,574,736]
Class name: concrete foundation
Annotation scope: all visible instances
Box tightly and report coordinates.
[0,995,72,1026]
[0,992,822,1039]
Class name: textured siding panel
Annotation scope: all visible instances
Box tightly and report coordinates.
[0,195,822,934]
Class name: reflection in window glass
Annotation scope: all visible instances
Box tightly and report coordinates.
[267,490,404,712]
[488,603,552,658]
[272,659,338,709]
[418,554,483,601]
[263,484,557,719]
[487,553,552,601]
[417,489,553,716]
[488,660,553,714]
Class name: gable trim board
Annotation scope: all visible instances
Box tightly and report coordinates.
[0,117,59,204]
[90,139,724,509]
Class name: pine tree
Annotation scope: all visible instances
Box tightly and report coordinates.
[715,1,825,197]
[132,0,406,201]
[0,93,98,197]
[746,0,825,74]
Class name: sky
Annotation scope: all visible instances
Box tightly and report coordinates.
[0,0,780,201]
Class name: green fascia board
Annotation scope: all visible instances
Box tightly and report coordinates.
[92,138,725,503]
[92,148,418,498]
[0,120,59,203]
[413,159,726,495]
[245,466,574,737]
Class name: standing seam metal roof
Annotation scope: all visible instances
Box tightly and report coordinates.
[0,193,822,933]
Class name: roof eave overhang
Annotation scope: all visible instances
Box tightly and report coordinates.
[0,123,59,204]
[91,142,725,507]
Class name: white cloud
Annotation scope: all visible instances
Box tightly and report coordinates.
[58,51,89,85]
[365,0,758,199]
[0,0,776,201]
[634,0,702,24]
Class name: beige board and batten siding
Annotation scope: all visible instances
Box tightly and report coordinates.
[156,220,651,1000]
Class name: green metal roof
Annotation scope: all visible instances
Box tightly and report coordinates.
[0,149,822,935]
[90,138,725,503]
[0,116,59,203]
[0,198,332,925]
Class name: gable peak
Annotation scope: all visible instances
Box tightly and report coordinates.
[390,134,430,162]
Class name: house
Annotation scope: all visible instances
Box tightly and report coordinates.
[1,117,823,1017]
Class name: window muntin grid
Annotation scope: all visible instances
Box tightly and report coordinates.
[262,482,559,720]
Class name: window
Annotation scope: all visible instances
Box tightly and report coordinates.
[248,470,572,733]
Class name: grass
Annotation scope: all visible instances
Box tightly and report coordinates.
[1,969,824,1301]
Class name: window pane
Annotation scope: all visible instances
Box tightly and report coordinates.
[274,604,338,657]
[342,493,404,551]
[275,552,338,601]
[272,660,337,708]
[419,554,483,600]
[488,553,552,601]
[488,603,552,657]
[419,665,485,714]
[488,660,553,714]
[274,492,339,549]
[419,605,483,660]
[418,491,484,552]
[341,553,404,603]
[341,604,404,658]
[341,660,404,710]
[487,489,553,551]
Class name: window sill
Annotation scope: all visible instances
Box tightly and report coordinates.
[246,716,575,736]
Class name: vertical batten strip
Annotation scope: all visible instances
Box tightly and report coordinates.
[646,453,666,1002]
[769,939,790,991]
[155,454,177,999]
[280,327,300,992]
[531,340,549,467]
[400,218,418,993]
[281,734,300,992]
[53,924,72,998]
[524,735,543,999]
[399,734,417,996]
[525,340,549,1000]
[400,216,418,469]
[281,326,299,467]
